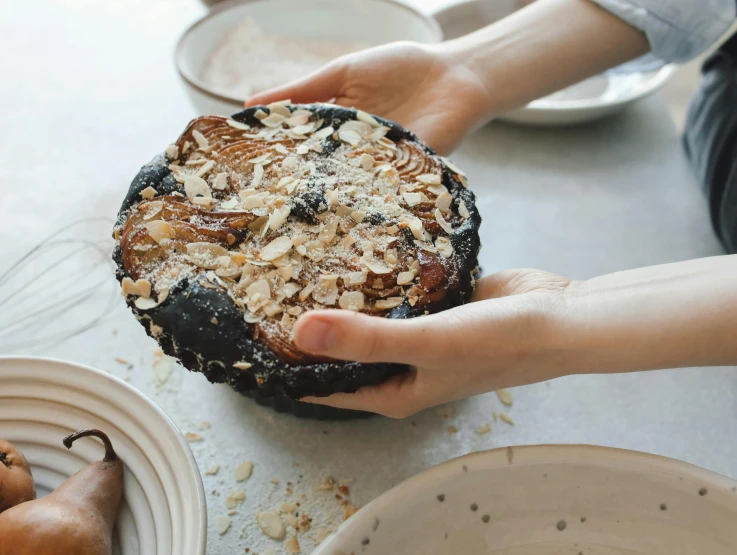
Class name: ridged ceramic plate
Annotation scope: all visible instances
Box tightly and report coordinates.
[0,357,207,555]
[313,445,737,554]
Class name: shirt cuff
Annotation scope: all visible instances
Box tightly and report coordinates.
[591,0,737,63]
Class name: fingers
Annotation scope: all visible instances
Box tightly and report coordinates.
[292,309,458,367]
[300,372,423,418]
[245,62,345,107]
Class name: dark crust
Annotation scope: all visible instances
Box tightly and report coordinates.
[113,104,482,399]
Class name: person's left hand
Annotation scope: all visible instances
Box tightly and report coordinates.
[293,269,574,417]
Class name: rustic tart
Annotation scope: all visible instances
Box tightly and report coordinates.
[113,103,481,402]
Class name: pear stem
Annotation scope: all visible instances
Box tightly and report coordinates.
[63,429,118,462]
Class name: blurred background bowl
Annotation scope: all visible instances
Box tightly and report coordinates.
[0,357,207,555]
[176,0,443,116]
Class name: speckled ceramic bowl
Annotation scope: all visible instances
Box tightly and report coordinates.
[313,445,737,554]
[0,357,207,555]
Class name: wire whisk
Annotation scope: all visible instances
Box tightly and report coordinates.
[0,218,120,353]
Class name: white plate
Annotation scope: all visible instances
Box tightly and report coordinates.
[175,0,443,116]
[313,445,737,554]
[434,0,677,126]
[0,357,207,555]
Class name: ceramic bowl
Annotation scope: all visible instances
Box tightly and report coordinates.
[313,444,737,554]
[433,0,677,126]
[0,357,207,555]
[175,0,442,116]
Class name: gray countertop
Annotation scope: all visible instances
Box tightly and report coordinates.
[2,1,735,553]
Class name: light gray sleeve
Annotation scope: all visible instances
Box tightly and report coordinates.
[591,0,736,63]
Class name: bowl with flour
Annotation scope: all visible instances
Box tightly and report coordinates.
[176,0,442,115]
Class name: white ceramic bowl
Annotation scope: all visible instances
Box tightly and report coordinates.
[0,357,207,555]
[314,445,737,554]
[434,0,677,126]
[175,0,443,116]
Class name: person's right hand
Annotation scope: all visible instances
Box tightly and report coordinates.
[245,41,490,155]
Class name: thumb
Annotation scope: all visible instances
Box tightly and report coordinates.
[245,62,345,107]
[293,309,456,367]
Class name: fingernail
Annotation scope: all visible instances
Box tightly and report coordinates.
[298,319,336,353]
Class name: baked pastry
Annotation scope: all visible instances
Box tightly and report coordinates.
[113,103,481,400]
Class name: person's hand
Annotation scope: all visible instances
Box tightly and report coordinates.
[293,255,737,418]
[246,42,490,155]
[293,269,573,417]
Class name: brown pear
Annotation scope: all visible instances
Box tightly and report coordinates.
[0,438,36,513]
[0,429,124,555]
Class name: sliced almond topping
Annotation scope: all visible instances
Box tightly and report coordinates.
[258,512,285,540]
[219,198,238,210]
[134,288,168,310]
[414,239,438,253]
[402,192,422,207]
[396,271,415,286]
[254,108,268,120]
[248,153,272,165]
[292,122,316,135]
[298,282,315,302]
[356,110,380,127]
[277,176,294,190]
[268,206,291,231]
[496,389,513,406]
[205,464,220,475]
[140,186,158,200]
[278,264,294,281]
[268,101,291,116]
[350,210,366,223]
[145,220,174,244]
[252,163,265,187]
[165,144,179,161]
[246,278,271,301]
[284,536,300,554]
[235,460,253,481]
[260,236,293,261]
[313,126,334,140]
[369,126,390,142]
[312,275,339,305]
[226,119,250,130]
[282,155,299,171]
[386,225,399,235]
[182,140,191,154]
[262,113,286,128]
[441,156,466,176]
[417,173,441,185]
[233,361,252,370]
[338,291,365,311]
[121,277,152,298]
[242,195,264,209]
[274,143,289,154]
[407,217,424,241]
[435,191,453,211]
[499,412,515,425]
[343,271,367,286]
[338,129,362,146]
[435,209,454,234]
[359,153,375,171]
[435,236,454,258]
[362,257,392,275]
[286,113,310,127]
[459,199,470,219]
[186,242,229,269]
[184,175,212,203]
[195,159,215,178]
[192,130,210,151]
[282,282,301,298]
[296,144,310,155]
[427,184,447,197]
[216,515,232,535]
[319,214,339,243]
[212,172,229,191]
